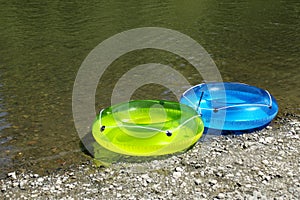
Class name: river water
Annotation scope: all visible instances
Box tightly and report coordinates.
[0,0,299,177]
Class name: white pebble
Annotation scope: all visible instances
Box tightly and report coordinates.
[258,171,264,176]
[265,137,274,143]
[266,126,272,130]
[175,167,183,172]
[173,172,181,179]
[8,172,17,180]
[262,160,269,165]
[194,179,202,185]
[217,193,226,199]
[33,174,39,178]
[12,182,19,187]
[37,177,44,182]
[209,179,217,185]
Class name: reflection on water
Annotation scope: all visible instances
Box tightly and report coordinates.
[0,86,13,177]
[0,0,299,176]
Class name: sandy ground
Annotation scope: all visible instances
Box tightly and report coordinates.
[0,115,299,200]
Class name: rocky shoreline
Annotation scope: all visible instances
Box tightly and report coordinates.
[1,116,299,200]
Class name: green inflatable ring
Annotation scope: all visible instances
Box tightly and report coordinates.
[92,100,204,156]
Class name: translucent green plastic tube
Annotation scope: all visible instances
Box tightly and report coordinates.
[92,100,204,156]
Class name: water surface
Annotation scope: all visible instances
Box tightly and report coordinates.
[0,0,299,177]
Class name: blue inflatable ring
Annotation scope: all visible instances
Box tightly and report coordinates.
[180,82,278,131]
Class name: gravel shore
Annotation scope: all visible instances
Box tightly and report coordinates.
[1,116,299,200]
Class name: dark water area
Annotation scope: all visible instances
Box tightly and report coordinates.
[0,0,299,177]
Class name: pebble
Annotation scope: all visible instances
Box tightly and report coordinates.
[8,172,17,180]
[217,193,226,199]
[1,186,6,192]
[209,179,218,185]
[262,160,269,165]
[194,179,202,185]
[37,178,44,182]
[19,181,26,190]
[266,126,272,130]
[12,182,19,187]
[175,167,183,172]
[264,175,271,181]
[225,173,234,178]
[200,171,205,177]
[173,172,181,179]
[265,137,274,143]
[33,174,39,178]
[0,118,299,199]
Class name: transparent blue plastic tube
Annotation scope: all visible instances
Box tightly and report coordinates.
[180,82,278,131]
